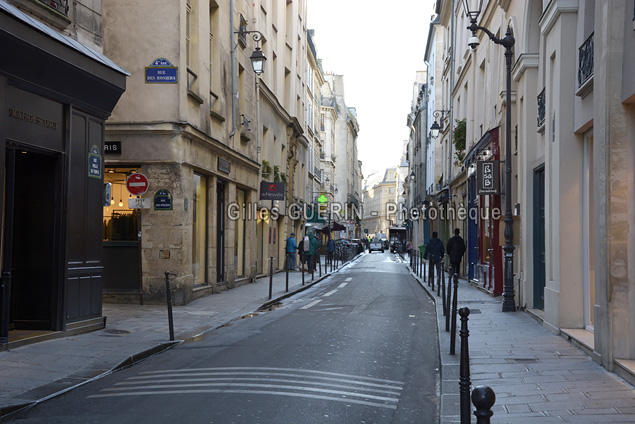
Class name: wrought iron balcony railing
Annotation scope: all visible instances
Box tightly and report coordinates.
[39,0,69,15]
[537,88,546,128]
[578,33,594,87]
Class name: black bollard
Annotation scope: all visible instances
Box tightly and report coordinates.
[423,256,427,282]
[459,307,472,424]
[472,386,496,424]
[164,271,175,341]
[268,256,274,300]
[319,254,322,278]
[285,253,289,293]
[430,259,435,292]
[311,256,315,281]
[302,259,305,286]
[437,261,444,296]
[446,273,455,332]
[442,267,448,317]
[450,273,459,353]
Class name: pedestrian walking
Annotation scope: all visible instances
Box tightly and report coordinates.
[286,232,298,270]
[308,231,319,271]
[446,228,466,277]
[300,235,310,270]
[326,235,336,265]
[423,231,445,275]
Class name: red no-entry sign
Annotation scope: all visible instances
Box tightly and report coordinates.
[126,173,149,196]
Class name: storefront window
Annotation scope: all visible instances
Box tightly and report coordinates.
[193,173,208,285]
[234,188,246,277]
[103,168,140,241]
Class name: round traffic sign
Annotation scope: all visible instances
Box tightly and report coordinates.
[126,173,149,196]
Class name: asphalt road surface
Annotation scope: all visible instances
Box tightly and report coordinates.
[3,252,440,424]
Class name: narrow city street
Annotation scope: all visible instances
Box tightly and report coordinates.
[2,253,440,424]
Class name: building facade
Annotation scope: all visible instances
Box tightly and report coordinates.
[101,0,308,304]
[0,0,127,345]
[422,0,635,384]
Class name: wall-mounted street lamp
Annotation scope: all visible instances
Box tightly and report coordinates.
[430,109,450,138]
[234,28,267,75]
[462,0,516,312]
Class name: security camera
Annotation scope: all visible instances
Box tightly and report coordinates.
[468,35,480,50]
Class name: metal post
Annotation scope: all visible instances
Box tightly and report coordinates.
[502,30,516,312]
[437,261,444,296]
[164,271,175,341]
[430,258,435,292]
[268,256,273,300]
[302,258,305,286]
[285,253,289,293]
[442,267,447,317]
[319,252,322,277]
[450,274,459,354]
[472,386,496,424]
[311,255,315,281]
[459,307,472,424]
[446,273,454,332]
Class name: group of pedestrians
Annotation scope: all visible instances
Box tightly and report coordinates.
[418,228,467,277]
[285,231,337,272]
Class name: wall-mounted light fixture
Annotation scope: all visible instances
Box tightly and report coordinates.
[430,109,450,138]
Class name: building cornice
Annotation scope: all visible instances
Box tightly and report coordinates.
[539,0,578,36]
[512,53,539,82]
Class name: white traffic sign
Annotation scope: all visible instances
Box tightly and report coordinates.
[128,198,152,209]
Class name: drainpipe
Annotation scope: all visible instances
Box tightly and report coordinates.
[229,0,236,139]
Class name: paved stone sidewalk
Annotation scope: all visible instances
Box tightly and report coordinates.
[404,254,635,423]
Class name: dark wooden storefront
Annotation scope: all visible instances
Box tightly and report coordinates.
[0,3,127,345]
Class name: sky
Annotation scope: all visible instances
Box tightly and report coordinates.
[306,0,437,182]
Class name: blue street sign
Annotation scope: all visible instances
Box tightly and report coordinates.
[146,58,178,84]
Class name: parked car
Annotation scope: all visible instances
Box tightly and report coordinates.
[351,238,364,254]
[369,238,384,253]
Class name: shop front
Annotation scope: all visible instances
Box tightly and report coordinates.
[0,3,127,345]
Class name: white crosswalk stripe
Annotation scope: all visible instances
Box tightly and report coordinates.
[88,367,404,409]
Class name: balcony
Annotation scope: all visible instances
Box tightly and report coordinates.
[537,88,546,131]
[576,33,594,97]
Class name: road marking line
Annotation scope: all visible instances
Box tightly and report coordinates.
[323,290,337,297]
[337,283,347,288]
[345,277,352,281]
[88,389,398,409]
[300,300,321,310]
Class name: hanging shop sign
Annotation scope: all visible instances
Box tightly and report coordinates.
[145,58,178,84]
[477,160,500,195]
[259,181,285,201]
[88,145,102,179]
[154,189,173,210]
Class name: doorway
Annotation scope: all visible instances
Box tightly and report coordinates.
[5,148,61,330]
[533,166,546,310]
[216,181,225,282]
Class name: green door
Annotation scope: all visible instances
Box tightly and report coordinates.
[533,167,546,309]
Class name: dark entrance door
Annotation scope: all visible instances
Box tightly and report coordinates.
[6,148,61,330]
[216,181,225,282]
[533,167,546,309]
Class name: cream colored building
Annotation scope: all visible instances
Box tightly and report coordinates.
[101,0,308,304]
[362,168,400,237]
[430,0,635,384]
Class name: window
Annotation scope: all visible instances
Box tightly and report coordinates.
[193,173,208,285]
[103,167,140,241]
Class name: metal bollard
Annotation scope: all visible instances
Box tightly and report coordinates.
[446,273,454,332]
[319,254,322,277]
[269,256,274,300]
[437,262,444,296]
[285,253,289,293]
[164,271,175,341]
[459,307,472,424]
[430,259,435,292]
[311,255,315,281]
[472,386,496,424]
[450,273,459,352]
[442,268,448,317]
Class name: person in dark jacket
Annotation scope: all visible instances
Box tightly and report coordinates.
[446,228,466,277]
[423,231,445,275]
